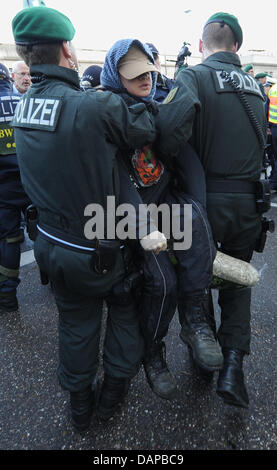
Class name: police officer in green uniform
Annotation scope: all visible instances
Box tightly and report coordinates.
[255,72,268,100]
[11,6,161,432]
[156,12,267,408]
[243,64,254,77]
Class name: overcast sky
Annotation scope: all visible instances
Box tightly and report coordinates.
[2,0,276,57]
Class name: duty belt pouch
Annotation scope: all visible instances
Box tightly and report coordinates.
[256,180,271,213]
[25,204,39,241]
[255,216,275,253]
[94,240,121,275]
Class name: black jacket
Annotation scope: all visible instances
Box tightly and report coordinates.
[13,64,156,240]
[157,51,266,182]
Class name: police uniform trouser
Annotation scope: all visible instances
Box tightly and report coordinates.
[206,192,262,354]
[269,126,277,187]
[34,236,144,393]
[0,180,30,293]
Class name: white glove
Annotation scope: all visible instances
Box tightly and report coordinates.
[140,231,167,254]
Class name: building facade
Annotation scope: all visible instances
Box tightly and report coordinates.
[1,42,277,80]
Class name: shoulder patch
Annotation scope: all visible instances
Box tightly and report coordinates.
[212,70,263,98]
[162,86,179,104]
[0,95,21,122]
[12,95,63,132]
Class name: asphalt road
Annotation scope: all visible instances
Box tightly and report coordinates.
[1,197,277,454]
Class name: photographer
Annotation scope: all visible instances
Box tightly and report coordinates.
[174,41,192,78]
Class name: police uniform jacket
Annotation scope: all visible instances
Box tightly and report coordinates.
[12,64,156,241]
[0,79,30,207]
[157,51,266,182]
[155,51,268,255]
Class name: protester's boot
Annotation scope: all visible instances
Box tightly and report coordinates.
[143,340,177,400]
[0,290,18,313]
[179,293,223,372]
[216,348,249,408]
[70,385,95,432]
[96,374,131,421]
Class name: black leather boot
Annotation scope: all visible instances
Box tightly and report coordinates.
[0,290,18,313]
[179,293,223,371]
[70,385,95,432]
[96,374,130,421]
[216,348,249,408]
[143,340,177,400]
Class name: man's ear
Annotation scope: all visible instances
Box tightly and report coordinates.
[199,39,203,53]
[233,42,239,53]
[61,41,72,59]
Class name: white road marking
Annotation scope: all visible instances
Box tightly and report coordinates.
[20,249,35,267]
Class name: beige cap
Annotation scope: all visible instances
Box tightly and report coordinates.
[118,46,158,80]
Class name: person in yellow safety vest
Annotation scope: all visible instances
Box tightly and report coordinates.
[266,83,277,190]
[268,83,277,124]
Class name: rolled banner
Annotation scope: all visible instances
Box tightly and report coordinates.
[213,251,260,288]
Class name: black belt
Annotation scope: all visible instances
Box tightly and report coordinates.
[37,223,123,257]
[206,179,257,194]
[37,223,98,254]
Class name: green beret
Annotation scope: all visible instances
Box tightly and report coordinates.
[12,6,75,45]
[205,12,243,50]
[255,72,267,79]
[244,64,253,73]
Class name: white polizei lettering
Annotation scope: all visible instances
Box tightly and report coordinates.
[30,98,44,124]
[13,97,61,127]
[26,98,34,123]
[1,96,18,114]
[216,71,227,89]
[9,101,15,114]
[230,71,243,88]
[242,73,253,91]
[39,99,55,125]
[0,99,14,116]
[17,98,28,122]
[20,97,29,123]
[1,102,9,115]
[249,75,263,96]
[49,99,60,126]
[15,98,25,122]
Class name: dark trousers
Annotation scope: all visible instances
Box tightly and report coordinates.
[118,163,178,349]
[206,192,262,354]
[137,250,177,348]
[0,180,30,293]
[269,126,277,189]
[34,236,144,392]
[118,147,216,347]
[164,188,216,297]
[54,284,144,392]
